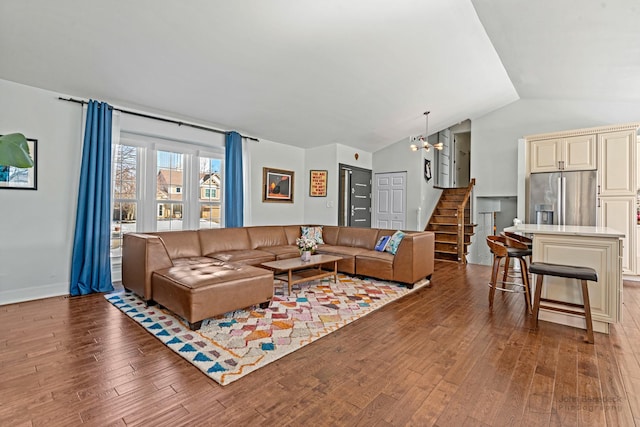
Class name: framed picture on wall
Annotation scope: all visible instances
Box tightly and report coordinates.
[424,159,432,182]
[262,167,294,203]
[309,169,327,197]
[0,137,37,190]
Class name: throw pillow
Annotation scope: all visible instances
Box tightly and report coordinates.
[374,235,391,252]
[385,230,405,255]
[301,226,325,244]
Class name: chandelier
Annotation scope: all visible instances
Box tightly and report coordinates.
[410,111,443,152]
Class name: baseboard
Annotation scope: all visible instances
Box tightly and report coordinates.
[0,282,69,306]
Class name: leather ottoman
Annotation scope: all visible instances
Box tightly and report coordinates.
[151,261,274,330]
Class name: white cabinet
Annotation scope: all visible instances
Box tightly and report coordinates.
[597,128,637,274]
[564,135,597,171]
[637,141,640,190]
[598,130,636,196]
[532,232,622,333]
[530,134,596,173]
[598,196,635,273]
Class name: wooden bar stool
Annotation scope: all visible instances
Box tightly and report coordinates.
[500,231,533,290]
[486,236,533,314]
[529,262,598,344]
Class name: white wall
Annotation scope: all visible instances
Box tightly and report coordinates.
[336,143,372,170]
[247,139,306,225]
[372,137,442,231]
[303,143,373,226]
[304,145,337,225]
[120,113,226,148]
[0,79,83,304]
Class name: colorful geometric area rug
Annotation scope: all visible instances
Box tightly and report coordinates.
[105,275,428,386]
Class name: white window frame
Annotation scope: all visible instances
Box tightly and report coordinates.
[113,133,225,241]
[196,148,225,229]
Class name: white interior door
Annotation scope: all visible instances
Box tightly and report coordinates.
[374,172,406,230]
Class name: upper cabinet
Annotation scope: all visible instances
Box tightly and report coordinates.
[598,130,636,196]
[530,134,597,173]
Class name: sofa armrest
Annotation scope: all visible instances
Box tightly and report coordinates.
[122,233,173,302]
[392,232,435,284]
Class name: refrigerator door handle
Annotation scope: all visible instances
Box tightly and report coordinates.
[557,176,563,225]
[562,176,567,225]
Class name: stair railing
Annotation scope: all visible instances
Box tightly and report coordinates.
[456,178,476,264]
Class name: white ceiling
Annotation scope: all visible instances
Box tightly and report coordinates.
[1,1,639,152]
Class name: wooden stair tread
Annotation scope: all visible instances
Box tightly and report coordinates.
[428,229,477,236]
[427,179,476,264]
[436,250,469,256]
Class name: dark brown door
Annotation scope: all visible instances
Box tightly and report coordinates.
[339,164,371,228]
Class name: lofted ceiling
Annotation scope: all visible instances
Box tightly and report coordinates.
[1,1,638,152]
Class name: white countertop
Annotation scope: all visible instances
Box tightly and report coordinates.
[504,223,625,238]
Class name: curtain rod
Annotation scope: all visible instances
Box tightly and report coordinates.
[58,97,259,142]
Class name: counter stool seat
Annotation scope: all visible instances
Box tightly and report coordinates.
[486,236,533,314]
[529,262,598,344]
[507,247,532,258]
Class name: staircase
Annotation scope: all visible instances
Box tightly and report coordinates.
[426,179,476,264]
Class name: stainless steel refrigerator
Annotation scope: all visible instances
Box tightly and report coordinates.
[527,170,598,226]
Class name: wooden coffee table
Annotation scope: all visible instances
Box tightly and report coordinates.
[261,254,342,294]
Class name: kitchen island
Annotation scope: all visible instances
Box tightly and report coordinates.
[504,223,624,334]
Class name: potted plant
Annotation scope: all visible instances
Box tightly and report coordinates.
[0,133,34,168]
[296,237,317,261]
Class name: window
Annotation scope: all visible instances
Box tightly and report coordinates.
[111,144,138,258]
[156,150,184,231]
[204,188,218,199]
[199,156,222,229]
[110,137,224,264]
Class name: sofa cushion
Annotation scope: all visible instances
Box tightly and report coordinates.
[374,235,391,252]
[336,227,379,249]
[317,245,367,257]
[210,249,275,265]
[150,230,201,259]
[321,226,340,245]
[315,244,366,275]
[247,226,288,249]
[301,225,324,244]
[172,257,219,267]
[385,230,406,255]
[258,245,300,260]
[283,225,302,245]
[356,250,394,281]
[199,228,251,256]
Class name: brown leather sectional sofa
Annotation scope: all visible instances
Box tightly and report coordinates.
[122,225,435,330]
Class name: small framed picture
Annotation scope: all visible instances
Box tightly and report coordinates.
[0,137,37,190]
[263,167,294,203]
[309,170,327,197]
[424,159,432,182]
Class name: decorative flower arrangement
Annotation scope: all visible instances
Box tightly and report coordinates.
[296,237,317,253]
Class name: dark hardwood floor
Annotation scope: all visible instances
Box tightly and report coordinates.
[1,261,639,426]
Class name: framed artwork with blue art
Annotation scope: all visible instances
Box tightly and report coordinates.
[0,138,37,190]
